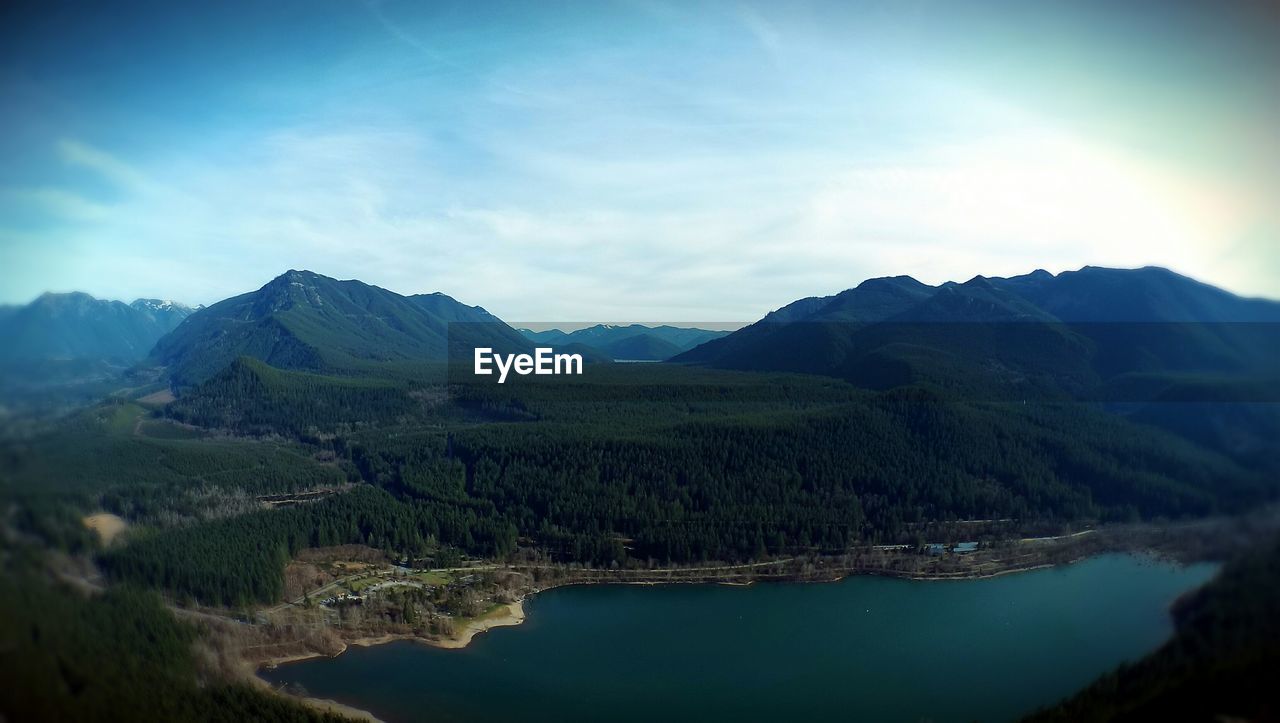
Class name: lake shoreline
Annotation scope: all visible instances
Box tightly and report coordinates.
[251,601,525,721]
[249,547,1142,722]
[257,552,1223,723]
[252,544,1180,674]
[261,564,1082,720]
[247,660,384,722]
[255,600,527,666]
[252,516,1267,719]
[254,559,1067,668]
[255,557,1072,669]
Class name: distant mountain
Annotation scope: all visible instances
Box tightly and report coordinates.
[520,328,571,345]
[130,298,200,331]
[149,270,533,385]
[517,324,729,361]
[674,266,1280,399]
[0,292,195,364]
[599,333,684,361]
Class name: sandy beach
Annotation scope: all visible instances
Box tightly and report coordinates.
[431,600,526,649]
[257,600,527,668]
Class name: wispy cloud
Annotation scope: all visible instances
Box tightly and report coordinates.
[363,0,563,105]
[737,5,783,65]
[2,0,1276,312]
[4,114,1249,319]
[56,139,155,193]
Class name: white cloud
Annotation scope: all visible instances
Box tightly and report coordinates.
[3,25,1271,316]
[3,115,1261,321]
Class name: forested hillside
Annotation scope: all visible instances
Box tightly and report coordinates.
[164,357,441,435]
[18,364,1262,608]
[3,266,1278,722]
[6,268,1278,614]
[0,565,347,722]
[101,484,516,606]
[1027,533,1280,722]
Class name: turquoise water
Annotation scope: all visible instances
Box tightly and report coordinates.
[261,555,1216,722]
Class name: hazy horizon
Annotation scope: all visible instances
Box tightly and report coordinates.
[9,263,1280,324]
[3,0,1278,319]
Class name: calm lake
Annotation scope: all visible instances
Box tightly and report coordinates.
[261,554,1216,722]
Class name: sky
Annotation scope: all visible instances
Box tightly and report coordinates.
[2,0,1278,321]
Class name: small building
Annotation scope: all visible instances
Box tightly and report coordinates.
[953,542,979,554]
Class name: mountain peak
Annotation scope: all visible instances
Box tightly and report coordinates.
[855,275,927,292]
[267,269,327,291]
[150,272,530,385]
[34,290,99,306]
[1073,264,1181,281]
[131,298,192,312]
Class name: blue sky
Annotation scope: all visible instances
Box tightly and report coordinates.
[2,0,1278,320]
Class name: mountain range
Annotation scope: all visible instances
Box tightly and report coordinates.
[0,292,196,365]
[518,324,729,361]
[6,265,1277,411]
[675,266,1280,400]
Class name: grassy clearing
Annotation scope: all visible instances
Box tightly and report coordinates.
[346,575,383,593]
[100,402,145,434]
[413,571,452,586]
[450,603,512,632]
[138,419,207,440]
[136,389,176,407]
